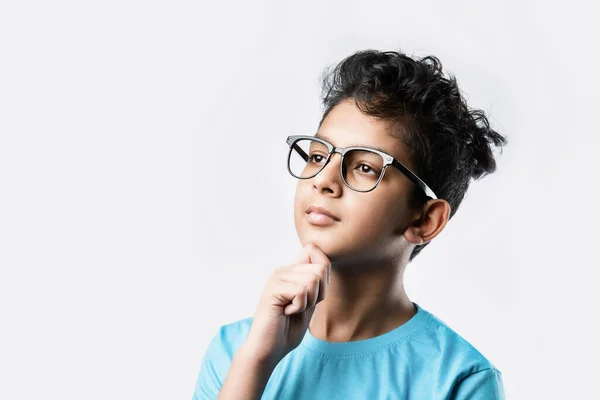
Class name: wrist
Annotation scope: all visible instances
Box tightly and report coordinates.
[235,344,282,371]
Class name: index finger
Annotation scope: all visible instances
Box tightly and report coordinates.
[292,243,331,274]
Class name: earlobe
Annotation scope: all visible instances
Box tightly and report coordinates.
[403,229,424,245]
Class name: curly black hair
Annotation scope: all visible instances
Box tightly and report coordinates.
[317,49,507,262]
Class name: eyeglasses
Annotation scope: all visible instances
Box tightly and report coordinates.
[286,135,437,198]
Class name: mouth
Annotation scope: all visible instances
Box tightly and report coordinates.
[306,205,340,226]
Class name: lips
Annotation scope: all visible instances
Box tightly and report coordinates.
[306,205,340,221]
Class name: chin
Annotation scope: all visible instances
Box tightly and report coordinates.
[297,228,345,258]
[294,210,346,258]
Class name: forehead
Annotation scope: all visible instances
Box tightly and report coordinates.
[316,99,409,161]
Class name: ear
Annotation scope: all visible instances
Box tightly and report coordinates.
[403,199,451,245]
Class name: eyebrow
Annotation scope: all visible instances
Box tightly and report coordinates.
[314,133,390,154]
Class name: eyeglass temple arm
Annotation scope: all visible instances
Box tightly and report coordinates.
[292,142,309,162]
[392,159,438,200]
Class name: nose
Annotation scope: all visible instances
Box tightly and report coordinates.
[312,152,343,193]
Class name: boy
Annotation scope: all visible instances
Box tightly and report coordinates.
[193,49,507,399]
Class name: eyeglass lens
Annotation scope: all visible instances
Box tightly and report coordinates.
[288,138,384,191]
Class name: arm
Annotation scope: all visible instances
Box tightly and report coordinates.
[216,344,280,400]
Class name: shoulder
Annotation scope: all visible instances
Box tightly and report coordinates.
[207,316,254,358]
[417,305,501,374]
[193,317,254,398]
[414,306,505,397]
[197,317,254,384]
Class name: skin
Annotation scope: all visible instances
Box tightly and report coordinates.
[293,98,451,342]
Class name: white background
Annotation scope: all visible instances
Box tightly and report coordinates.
[1,1,598,399]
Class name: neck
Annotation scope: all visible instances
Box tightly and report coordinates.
[308,256,416,342]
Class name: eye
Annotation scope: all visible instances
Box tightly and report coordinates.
[308,154,326,164]
[356,163,379,175]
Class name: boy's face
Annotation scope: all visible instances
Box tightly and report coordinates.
[293,98,420,265]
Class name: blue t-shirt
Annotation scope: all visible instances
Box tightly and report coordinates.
[193,302,505,399]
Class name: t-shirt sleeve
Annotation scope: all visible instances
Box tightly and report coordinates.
[192,319,253,400]
[192,328,227,400]
[451,368,505,400]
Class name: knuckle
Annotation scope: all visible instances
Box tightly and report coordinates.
[297,286,308,296]
[273,266,287,276]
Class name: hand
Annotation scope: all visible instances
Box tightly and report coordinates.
[241,243,331,366]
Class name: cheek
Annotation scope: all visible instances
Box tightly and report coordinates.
[293,182,308,227]
[293,181,303,208]
[354,207,389,238]
[343,197,392,236]
[350,193,407,236]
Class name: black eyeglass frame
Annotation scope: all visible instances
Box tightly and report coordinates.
[286,135,437,199]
